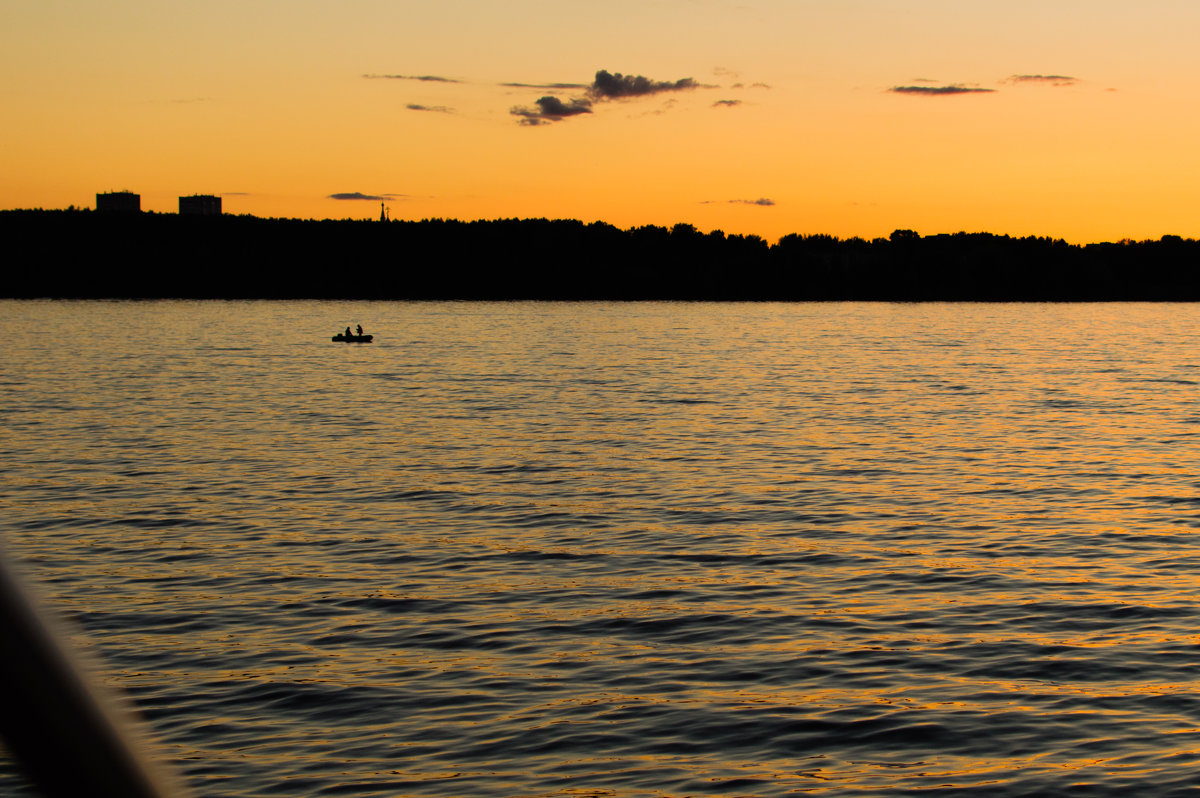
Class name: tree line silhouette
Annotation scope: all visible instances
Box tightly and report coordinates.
[5,208,1200,300]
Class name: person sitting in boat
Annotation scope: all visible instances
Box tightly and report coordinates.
[344,327,351,338]
[356,325,363,336]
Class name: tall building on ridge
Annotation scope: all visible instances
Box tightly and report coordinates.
[179,194,222,216]
[96,191,141,213]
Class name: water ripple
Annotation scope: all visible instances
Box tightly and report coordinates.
[5,300,1200,797]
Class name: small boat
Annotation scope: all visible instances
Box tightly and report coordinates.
[332,333,373,343]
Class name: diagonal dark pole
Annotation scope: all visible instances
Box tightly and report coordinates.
[0,553,188,798]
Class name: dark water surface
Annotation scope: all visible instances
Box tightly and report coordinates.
[4,300,1200,797]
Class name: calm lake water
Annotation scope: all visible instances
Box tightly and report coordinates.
[4,300,1200,797]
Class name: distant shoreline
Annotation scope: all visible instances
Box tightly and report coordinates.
[5,208,1200,301]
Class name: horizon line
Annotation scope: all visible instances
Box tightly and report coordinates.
[1,205,1195,248]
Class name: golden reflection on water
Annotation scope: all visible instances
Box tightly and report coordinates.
[6,301,1200,795]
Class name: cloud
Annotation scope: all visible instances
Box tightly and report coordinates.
[510,95,593,125]
[363,74,461,83]
[509,69,705,126]
[713,99,742,108]
[889,84,996,96]
[501,82,588,90]
[749,82,771,89]
[588,69,699,99]
[328,192,406,201]
[406,103,453,113]
[702,198,776,206]
[1006,74,1079,86]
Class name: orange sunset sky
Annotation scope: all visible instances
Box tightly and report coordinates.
[4,0,1200,243]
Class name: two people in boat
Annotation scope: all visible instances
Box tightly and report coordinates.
[342,325,365,338]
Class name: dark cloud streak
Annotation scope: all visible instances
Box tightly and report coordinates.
[702,198,776,206]
[1007,74,1079,86]
[501,82,588,90]
[588,70,699,99]
[406,103,453,113]
[509,69,704,126]
[363,74,461,83]
[328,192,406,201]
[889,85,996,96]
[510,95,593,125]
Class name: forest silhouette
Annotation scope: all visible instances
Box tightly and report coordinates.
[5,209,1200,300]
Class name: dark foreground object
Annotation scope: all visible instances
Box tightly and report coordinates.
[332,334,373,342]
[6,209,1200,300]
[0,554,188,798]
